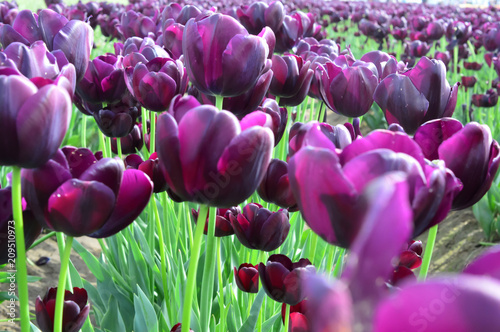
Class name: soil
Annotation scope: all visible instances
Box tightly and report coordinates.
[1,110,496,331]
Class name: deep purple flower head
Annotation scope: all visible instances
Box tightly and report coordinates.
[93,101,140,138]
[319,59,378,117]
[77,53,126,104]
[414,118,500,210]
[230,203,290,251]
[274,13,304,53]
[407,40,431,57]
[426,21,445,41]
[21,148,153,237]
[236,1,285,35]
[125,152,167,193]
[464,61,483,71]
[191,206,240,237]
[111,123,143,155]
[374,56,459,134]
[269,54,313,106]
[461,76,477,90]
[36,287,89,332]
[156,106,273,207]
[234,263,259,293]
[0,74,72,168]
[182,13,271,97]
[259,254,314,305]
[257,159,298,212]
[472,89,498,108]
[117,10,157,40]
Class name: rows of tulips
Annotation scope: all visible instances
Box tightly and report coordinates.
[1,0,500,331]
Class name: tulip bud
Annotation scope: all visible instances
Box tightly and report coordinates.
[234,263,259,293]
[191,206,239,237]
[35,287,90,332]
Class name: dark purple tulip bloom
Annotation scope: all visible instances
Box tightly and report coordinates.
[117,10,157,40]
[182,13,270,97]
[275,14,304,53]
[230,203,290,251]
[414,118,500,210]
[161,19,184,59]
[464,61,483,71]
[236,1,285,35]
[392,28,408,41]
[373,275,500,332]
[461,76,477,90]
[125,57,187,112]
[156,106,273,207]
[398,240,423,269]
[167,94,202,123]
[360,51,397,80]
[111,123,143,155]
[93,102,139,138]
[0,186,42,265]
[197,69,273,118]
[259,254,314,305]
[0,74,71,168]
[472,89,498,108]
[288,121,353,158]
[2,40,76,94]
[269,54,313,107]
[21,148,153,237]
[234,263,259,293]
[374,56,458,134]
[77,53,126,104]
[125,152,167,193]
[191,206,239,237]
[36,287,89,332]
[463,245,500,281]
[445,20,472,46]
[319,60,378,117]
[426,21,445,41]
[239,101,287,147]
[281,300,309,324]
[434,51,451,67]
[257,159,298,212]
[408,40,431,57]
[120,37,170,66]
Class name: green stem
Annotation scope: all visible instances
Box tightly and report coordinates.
[99,131,107,158]
[106,136,112,158]
[150,112,156,155]
[309,232,318,266]
[308,98,316,122]
[181,205,209,332]
[56,233,72,290]
[116,137,123,160]
[54,236,74,332]
[283,304,290,332]
[419,225,438,280]
[275,96,280,107]
[81,115,87,147]
[216,237,225,332]
[29,231,56,249]
[453,46,459,86]
[317,102,325,122]
[257,251,266,332]
[162,192,172,254]
[153,196,168,297]
[200,207,217,332]
[332,248,345,278]
[216,95,224,111]
[141,108,149,158]
[11,167,30,332]
[466,89,471,123]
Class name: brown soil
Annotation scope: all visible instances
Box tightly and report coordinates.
[0,237,100,332]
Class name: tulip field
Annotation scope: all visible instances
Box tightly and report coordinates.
[2,0,500,331]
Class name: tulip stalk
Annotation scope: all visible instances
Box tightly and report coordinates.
[56,232,73,290]
[116,138,123,160]
[54,235,74,332]
[99,131,107,158]
[141,108,149,158]
[453,46,459,86]
[419,225,438,280]
[11,167,30,332]
[153,197,168,297]
[283,303,290,332]
[150,113,156,155]
[200,207,217,332]
[216,95,224,111]
[216,237,225,332]
[182,205,209,332]
[81,115,87,147]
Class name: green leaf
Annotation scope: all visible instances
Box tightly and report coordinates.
[100,296,126,332]
[133,286,159,332]
[261,311,281,332]
[30,322,41,332]
[239,288,265,332]
[73,239,105,281]
[0,291,16,303]
[473,196,494,240]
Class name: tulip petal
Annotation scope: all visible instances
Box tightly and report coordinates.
[38,9,69,50]
[89,169,152,238]
[463,245,500,281]
[79,158,124,196]
[413,118,463,161]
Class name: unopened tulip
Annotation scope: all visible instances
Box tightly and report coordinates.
[257,159,298,211]
[234,263,259,293]
[191,206,239,237]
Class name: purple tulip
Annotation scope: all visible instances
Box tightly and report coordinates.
[236,1,285,35]
[269,54,313,107]
[125,152,167,193]
[125,57,188,112]
[0,74,72,168]
[117,10,157,40]
[461,76,477,90]
[319,59,379,118]
[21,148,153,237]
[426,21,445,41]
[257,159,298,211]
[414,118,500,210]
[230,203,290,252]
[111,123,144,155]
[234,263,259,293]
[259,254,314,305]
[93,101,139,138]
[77,53,126,104]
[374,56,458,134]
[464,61,483,71]
[36,287,89,332]
[156,106,273,207]
[275,14,304,53]
[239,100,287,147]
[182,13,271,97]
[120,37,170,66]
[463,245,500,280]
[407,40,431,57]
[191,206,239,237]
[472,89,498,108]
[0,186,42,265]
